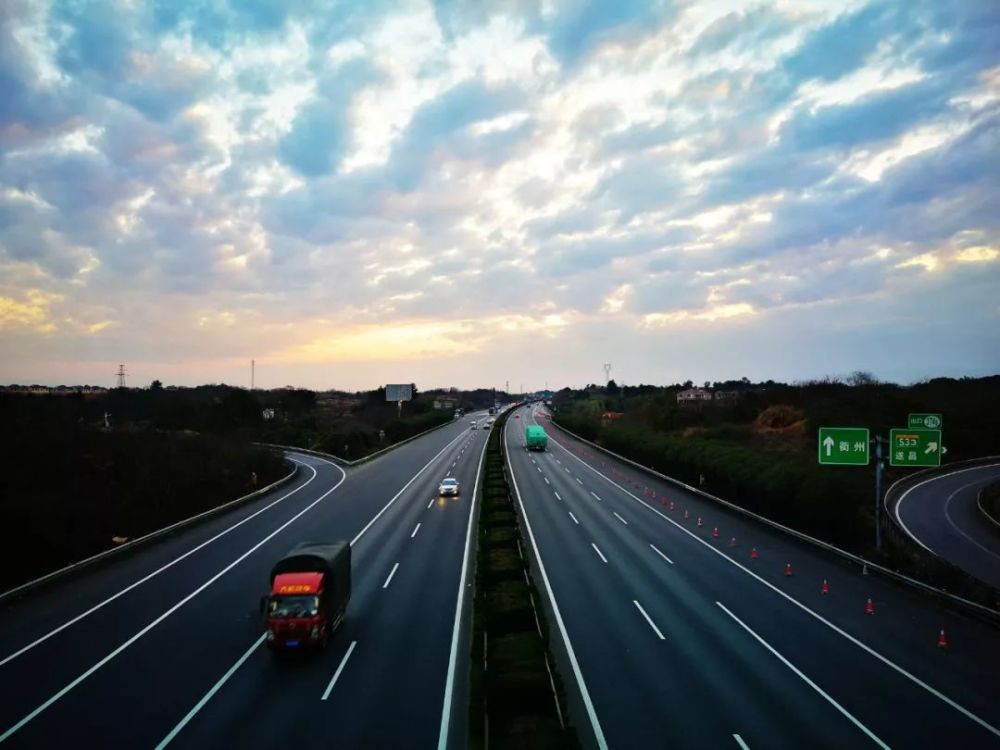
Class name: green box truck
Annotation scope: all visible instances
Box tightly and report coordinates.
[525,425,548,451]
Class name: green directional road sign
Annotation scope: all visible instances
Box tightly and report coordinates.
[818,427,870,465]
[908,413,942,429]
[889,428,942,467]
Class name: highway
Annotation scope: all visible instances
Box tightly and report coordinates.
[894,463,1000,590]
[0,413,491,749]
[506,404,1000,749]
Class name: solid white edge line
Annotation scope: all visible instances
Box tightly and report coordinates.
[943,480,1000,562]
[717,601,888,749]
[632,600,665,640]
[411,522,422,539]
[1,462,348,744]
[649,544,673,565]
[0,460,319,669]
[383,562,400,589]
[568,512,580,525]
[733,733,750,750]
[551,436,1000,741]
[436,433,490,750]
[505,421,609,750]
[155,634,267,748]
[591,543,608,564]
[321,641,358,701]
[613,512,628,526]
[894,464,1000,556]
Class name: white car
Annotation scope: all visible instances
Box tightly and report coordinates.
[439,477,460,496]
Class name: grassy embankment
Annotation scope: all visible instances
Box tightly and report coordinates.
[0,420,285,591]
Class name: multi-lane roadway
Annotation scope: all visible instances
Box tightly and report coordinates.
[893,463,1000,590]
[506,405,1000,749]
[0,414,491,749]
[3,403,999,749]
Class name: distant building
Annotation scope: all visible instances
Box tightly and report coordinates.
[677,388,713,403]
[433,397,459,410]
[713,390,743,401]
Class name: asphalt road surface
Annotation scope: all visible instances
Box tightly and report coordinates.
[894,463,1000,590]
[0,413,491,749]
[507,404,1000,750]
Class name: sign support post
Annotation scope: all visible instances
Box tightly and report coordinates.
[874,435,883,552]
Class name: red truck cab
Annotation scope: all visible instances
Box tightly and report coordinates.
[266,572,327,649]
[264,541,351,652]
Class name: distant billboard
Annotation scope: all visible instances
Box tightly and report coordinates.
[385,384,413,402]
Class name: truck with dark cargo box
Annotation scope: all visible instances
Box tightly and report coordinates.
[263,541,351,651]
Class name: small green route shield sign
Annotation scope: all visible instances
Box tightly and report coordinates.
[818,427,870,465]
[889,428,942,467]
[908,413,942,429]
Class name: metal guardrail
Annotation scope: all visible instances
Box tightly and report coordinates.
[0,461,300,605]
[0,417,466,605]
[255,413,461,467]
[547,417,1000,624]
[882,455,1000,533]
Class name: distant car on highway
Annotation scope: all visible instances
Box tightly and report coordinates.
[439,477,460,496]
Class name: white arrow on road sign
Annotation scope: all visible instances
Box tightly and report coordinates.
[925,442,938,454]
[823,436,834,456]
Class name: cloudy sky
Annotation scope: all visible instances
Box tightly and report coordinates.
[1,0,998,391]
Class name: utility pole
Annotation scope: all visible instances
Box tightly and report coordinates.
[251,359,255,391]
[116,364,127,389]
[603,363,612,387]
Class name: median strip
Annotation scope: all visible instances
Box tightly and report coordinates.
[467,407,578,749]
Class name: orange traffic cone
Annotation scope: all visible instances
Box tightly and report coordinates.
[821,579,830,595]
[660,497,667,505]
[865,598,875,615]
[728,537,737,547]
[937,629,948,649]
[750,547,758,560]
[697,517,704,527]
[712,527,720,538]
[784,562,793,577]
